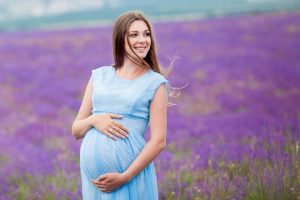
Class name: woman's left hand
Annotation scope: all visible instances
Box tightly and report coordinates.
[92,172,129,193]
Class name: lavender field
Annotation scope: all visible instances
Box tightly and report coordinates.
[0,11,300,200]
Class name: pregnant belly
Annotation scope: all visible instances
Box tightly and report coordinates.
[80,127,146,179]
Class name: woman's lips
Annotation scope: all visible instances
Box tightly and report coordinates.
[134,46,146,50]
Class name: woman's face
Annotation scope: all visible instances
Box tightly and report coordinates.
[125,20,151,59]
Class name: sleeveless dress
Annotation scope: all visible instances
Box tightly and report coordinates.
[80,66,169,200]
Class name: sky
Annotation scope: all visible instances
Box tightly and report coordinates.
[0,0,118,21]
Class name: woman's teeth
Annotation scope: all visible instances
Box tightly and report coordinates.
[135,47,146,50]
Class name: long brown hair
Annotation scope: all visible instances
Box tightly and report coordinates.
[112,10,161,73]
[112,11,183,104]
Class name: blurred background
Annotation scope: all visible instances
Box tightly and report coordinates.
[1,0,300,199]
[1,0,300,31]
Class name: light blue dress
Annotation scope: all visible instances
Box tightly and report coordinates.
[80,66,169,200]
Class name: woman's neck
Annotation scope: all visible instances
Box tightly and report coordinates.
[118,57,147,78]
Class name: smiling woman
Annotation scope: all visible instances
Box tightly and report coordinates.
[71,10,170,200]
[126,21,151,61]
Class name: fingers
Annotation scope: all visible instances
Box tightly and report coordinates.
[104,128,125,140]
[92,180,110,192]
[92,179,105,187]
[112,121,129,134]
[98,175,106,182]
[98,113,129,140]
[104,124,128,139]
[110,125,129,138]
[111,130,126,139]
[92,178,113,193]
[108,113,123,119]
[103,130,117,140]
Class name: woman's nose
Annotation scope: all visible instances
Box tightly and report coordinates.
[137,35,146,43]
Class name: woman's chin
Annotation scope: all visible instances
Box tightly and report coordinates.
[136,52,148,59]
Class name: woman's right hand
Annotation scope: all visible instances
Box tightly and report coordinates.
[91,113,129,140]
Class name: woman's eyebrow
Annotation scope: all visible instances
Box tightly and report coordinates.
[129,29,150,33]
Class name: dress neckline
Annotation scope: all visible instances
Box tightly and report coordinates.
[112,66,150,82]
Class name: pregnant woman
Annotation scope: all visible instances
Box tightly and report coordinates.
[72,10,169,199]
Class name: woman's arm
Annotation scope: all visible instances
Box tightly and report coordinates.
[72,77,129,140]
[123,83,168,179]
[71,77,94,139]
[93,83,168,192]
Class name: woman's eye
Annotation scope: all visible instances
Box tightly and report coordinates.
[145,32,151,36]
[130,34,137,37]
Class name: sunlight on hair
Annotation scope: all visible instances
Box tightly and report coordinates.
[160,55,189,106]
[167,82,189,106]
